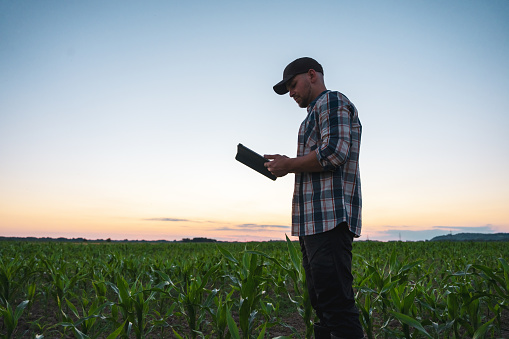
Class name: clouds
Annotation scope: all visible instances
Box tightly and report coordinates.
[142,216,291,241]
[237,223,289,229]
[216,223,290,233]
[144,217,290,233]
[144,218,191,222]
[145,218,502,241]
[0,1,507,242]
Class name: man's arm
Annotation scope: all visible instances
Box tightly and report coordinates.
[263,151,323,177]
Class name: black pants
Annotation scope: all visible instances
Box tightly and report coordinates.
[300,223,364,338]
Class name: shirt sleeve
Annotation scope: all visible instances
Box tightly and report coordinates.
[315,93,352,171]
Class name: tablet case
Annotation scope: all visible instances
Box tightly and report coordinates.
[235,143,277,181]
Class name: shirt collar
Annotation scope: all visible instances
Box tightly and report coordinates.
[307,90,330,113]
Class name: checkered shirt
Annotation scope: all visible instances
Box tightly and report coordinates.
[292,90,362,237]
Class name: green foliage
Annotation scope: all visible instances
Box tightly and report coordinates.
[0,300,29,339]
[0,240,508,338]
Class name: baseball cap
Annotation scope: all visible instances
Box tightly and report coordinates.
[273,57,324,95]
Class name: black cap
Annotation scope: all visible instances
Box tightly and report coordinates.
[273,57,324,95]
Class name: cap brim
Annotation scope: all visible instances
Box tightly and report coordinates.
[273,82,288,95]
[273,76,293,95]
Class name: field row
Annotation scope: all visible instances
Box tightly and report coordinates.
[1,240,508,338]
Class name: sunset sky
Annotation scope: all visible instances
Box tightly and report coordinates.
[1,1,508,242]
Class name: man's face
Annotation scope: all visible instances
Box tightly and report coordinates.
[286,73,312,108]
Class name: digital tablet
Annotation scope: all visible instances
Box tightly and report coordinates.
[235,143,277,181]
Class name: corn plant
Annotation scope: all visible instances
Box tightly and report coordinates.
[0,300,29,339]
[226,304,268,339]
[1,240,508,338]
[205,291,234,339]
[59,294,113,339]
[41,257,87,322]
[174,262,220,338]
[0,254,34,305]
[106,274,159,338]
[218,245,270,338]
[282,235,313,339]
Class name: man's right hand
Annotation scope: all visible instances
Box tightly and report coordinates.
[264,154,290,178]
[265,151,324,176]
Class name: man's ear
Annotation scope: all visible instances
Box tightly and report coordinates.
[308,69,318,83]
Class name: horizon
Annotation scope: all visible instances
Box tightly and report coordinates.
[1,226,505,243]
[3,230,509,242]
[1,1,508,243]
[2,229,509,243]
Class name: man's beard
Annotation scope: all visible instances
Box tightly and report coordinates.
[295,93,311,108]
[297,86,313,108]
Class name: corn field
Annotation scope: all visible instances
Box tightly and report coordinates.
[0,238,508,338]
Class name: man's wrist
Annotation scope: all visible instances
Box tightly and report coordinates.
[288,153,323,173]
[286,157,297,173]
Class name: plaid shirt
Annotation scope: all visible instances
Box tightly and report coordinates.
[292,90,362,237]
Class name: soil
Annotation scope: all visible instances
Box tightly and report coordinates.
[3,297,508,338]
[2,296,307,338]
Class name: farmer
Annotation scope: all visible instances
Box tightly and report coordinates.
[265,57,364,339]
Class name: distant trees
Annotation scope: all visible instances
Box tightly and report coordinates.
[431,233,509,241]
[181,237,217,243]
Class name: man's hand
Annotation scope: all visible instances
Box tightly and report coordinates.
[264,151,324,176]
[264,154,290,177]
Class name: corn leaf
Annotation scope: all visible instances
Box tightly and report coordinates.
[226,306,240,339]
[106,320,126,339]
[390,311,432,339]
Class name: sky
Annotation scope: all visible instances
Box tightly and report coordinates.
[1,0,508,242]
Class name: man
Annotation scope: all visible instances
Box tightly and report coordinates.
[264,57,364,339]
